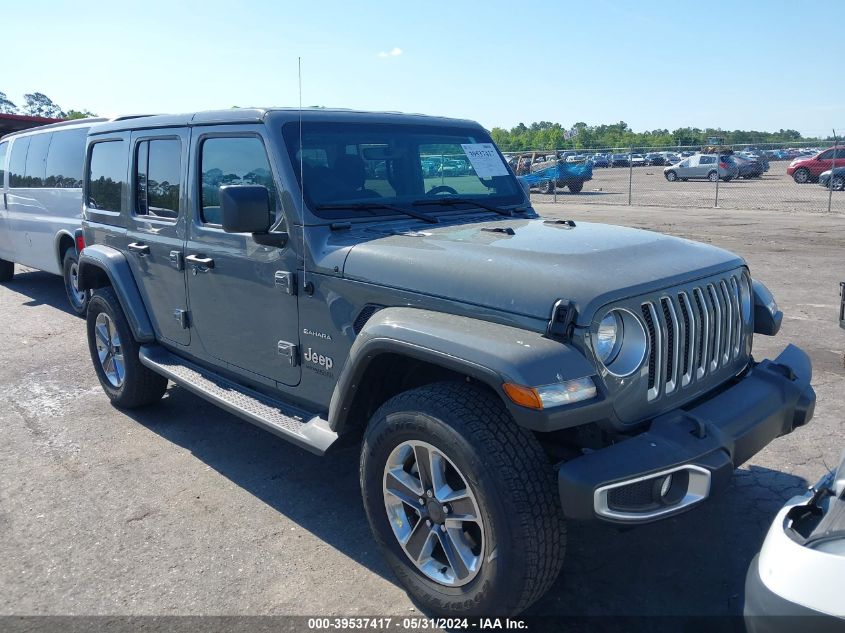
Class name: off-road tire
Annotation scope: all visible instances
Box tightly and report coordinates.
[0,258,13,282]
[541,180,555,194]
[62,249,89,317]
[665,170,678,182]
[360,382,565,616]
[792,168,811,184]
[568,181,583,194]
[86,287,167,408]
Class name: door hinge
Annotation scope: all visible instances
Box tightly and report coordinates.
[169,251,184,271]
[274,271,296,295]
[173,309,190,329]
[277,341,299,367]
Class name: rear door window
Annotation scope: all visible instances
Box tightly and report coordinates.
[87,140,127,213]
[8,137,30,188]
[45,128,87,188]
[135,139,181,220]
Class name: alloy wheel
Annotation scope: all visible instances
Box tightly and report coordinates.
[94,312,125,388]
[383,440,484,587]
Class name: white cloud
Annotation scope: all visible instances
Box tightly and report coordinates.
[377,47,403,58]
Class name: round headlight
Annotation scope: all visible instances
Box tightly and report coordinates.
[595,312,621,364]
[593,309,648,377]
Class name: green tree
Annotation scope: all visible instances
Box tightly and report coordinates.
[22,92,65,118]
[66,109,98,120]
[0,91,17,114]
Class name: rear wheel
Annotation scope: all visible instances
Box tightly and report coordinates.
[568,181,583,193]
[708,170,718,182]
[792,168,810,184]
[0,258,13,282]
[360,382,565,616]
[62,249,89,317]
[87,287,167,408]
[665,170,678,182]
[830,175,844,191]
[541,180,555,194]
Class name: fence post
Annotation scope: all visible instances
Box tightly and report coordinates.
[628,147,633,205]
[829,131,838,214]
[714,141,721,208]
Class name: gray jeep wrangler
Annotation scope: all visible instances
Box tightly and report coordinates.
[77,109,815,616]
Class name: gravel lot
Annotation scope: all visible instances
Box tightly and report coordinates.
[1,202,843,620]
[532,163,845,214]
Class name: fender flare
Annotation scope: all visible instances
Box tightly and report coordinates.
[328,307,598,433]
[77,244,155,343]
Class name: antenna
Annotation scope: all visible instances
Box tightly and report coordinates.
[298,56,306,286]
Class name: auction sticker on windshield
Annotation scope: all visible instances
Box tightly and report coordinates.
[460,143,509,177]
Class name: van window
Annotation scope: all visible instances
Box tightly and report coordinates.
[135,139,181,220]
[24,133,52,187]
[45,128,87,188]
[0,141,7,187]
[87,140,127,212]
[8,137,30,188]
[199,136,276,225]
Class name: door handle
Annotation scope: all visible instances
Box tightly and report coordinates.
[128,242,151,256]
[186,254,215,271]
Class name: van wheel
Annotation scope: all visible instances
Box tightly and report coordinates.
[86,287,167,408]
[360,382,565,616]
[62,249,89,317]
[0,258,13,282]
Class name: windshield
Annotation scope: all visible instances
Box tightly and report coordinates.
[282,122,523,219]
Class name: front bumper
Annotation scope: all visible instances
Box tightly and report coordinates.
[557,344,815,523]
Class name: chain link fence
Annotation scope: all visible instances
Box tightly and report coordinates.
[511,138,844,213]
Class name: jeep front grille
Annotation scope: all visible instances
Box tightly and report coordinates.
[640,273,746,401]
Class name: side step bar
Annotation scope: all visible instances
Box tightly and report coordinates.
[139,346,338,455]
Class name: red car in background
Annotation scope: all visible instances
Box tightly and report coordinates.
[787,146,845,183]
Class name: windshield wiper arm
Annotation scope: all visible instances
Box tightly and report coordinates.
[315,202,439,224]
[412,197,525,217]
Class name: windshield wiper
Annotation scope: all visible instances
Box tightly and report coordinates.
[412,197,526,217]
[315,202,439,224]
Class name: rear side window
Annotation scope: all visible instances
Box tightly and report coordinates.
[87,140,127,212]
[818,150,834,160]
[700,155,716,165]
[0,141,7,187]
[24,133,52,187]
[199,136,276,225]
[8,137,30,188]
[135,139,181,220]
[46,128,87,188]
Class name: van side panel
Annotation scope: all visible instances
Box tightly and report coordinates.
[0,140,13,262]
[4,127,87,274]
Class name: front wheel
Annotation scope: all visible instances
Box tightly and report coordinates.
[360,382,565,616]
[86,287,168,408]
[62,249,89,317]
[792,168,810,184]
[665,170,678,182]
[0,258,13,282]
[830,175,844,191]
[568,181,583,193]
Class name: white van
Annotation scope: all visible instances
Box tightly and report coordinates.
[0,118,105,314]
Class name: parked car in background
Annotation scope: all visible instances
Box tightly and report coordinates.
[818,167,845,191]
[644,153,666,166]
[744,450,845,630]
[590,153,610,168]
[787,146,845,183]
[731,155,765,179]
[663,153,738,182]
[511,150,593,193]
[630,154,646,167]
[663,153,682,165]
[611,153,630,167]
[0,117,108,315]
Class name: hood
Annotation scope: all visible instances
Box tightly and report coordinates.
[342,218,743,324]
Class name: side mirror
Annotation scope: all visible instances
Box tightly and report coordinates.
[220,185,287,247]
